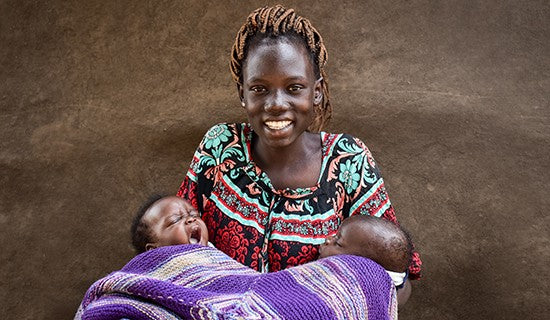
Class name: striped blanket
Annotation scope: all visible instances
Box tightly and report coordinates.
[76,245,397,319]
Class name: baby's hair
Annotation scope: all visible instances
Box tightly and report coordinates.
[348,215,413,272]
[388,221,414,271]
[230,5,332,132]
[130,193,168,254]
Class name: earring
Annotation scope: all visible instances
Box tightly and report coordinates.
[314,97,320,106]
[314,93,322,106]
[241,101,245,107]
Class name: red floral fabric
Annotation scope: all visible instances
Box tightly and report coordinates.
[177,123,422,279]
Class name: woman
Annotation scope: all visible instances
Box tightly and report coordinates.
[177,5,421,285]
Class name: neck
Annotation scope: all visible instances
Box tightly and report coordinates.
[252,132,321,173]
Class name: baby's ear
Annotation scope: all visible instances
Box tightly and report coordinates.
[145,243,157,251]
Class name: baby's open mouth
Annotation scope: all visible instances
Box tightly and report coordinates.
[189,225,201,244]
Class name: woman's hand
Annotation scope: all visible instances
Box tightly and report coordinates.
[397,280,412,307]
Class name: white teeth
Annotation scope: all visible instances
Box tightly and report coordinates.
[265,120,292,130]
[189,238,198,244]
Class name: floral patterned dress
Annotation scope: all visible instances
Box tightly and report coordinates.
[177,123,421,279]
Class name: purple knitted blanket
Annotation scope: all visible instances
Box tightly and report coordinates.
[76,245,397,319]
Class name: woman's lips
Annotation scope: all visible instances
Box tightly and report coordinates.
[264,120,292,130]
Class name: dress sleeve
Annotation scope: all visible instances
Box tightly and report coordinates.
[347,137,423,279]
[177,124,232,210]
[176,136,209,211]
[176,156,202,211]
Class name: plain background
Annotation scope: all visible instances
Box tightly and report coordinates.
[1,0,548,319]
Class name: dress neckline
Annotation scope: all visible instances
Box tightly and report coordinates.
[241,123,328,197]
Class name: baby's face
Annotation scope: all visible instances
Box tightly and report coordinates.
[318,219,369,259]
[143,196,208,249]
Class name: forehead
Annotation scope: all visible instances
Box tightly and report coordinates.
[243,38,315,81]
[341,219,365,235]
[340,219,377,242]
[143,197,187,223]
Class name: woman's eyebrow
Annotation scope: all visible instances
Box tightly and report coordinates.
[246,75,309,83]
[285,76,309,81]
[246,77,265,83]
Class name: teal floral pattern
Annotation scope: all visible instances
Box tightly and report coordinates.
[203,125,233,149]
[178,123,422,279]
[339,159,361,194]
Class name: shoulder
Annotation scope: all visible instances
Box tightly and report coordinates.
[199,123,249,150]
[322,132,373,158]
[202,123,243,140]
[321,132,381,186]
[194,123,250,171]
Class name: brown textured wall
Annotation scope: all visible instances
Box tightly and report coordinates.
[1,0,548,319]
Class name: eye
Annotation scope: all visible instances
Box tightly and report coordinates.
[189,211,200,218]
[288,84,304,92]
[250,86,266,93]
[169,215,183,225]
[333,233,343,246]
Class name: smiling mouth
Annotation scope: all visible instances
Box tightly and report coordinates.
[265,120,292,130]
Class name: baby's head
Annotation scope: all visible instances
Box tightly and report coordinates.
[130,195,208,253]
[318,215,412,272]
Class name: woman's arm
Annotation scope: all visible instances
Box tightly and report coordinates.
[397,280,412,307]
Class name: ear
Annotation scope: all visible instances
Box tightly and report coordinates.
[314,77,324,105]
[145,243,157,251]
[237,84,245,107]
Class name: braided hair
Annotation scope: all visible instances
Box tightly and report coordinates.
[230,5,332,132]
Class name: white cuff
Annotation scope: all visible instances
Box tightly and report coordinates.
[385,271,406,287]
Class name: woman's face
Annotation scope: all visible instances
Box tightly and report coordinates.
[240,38,322,149]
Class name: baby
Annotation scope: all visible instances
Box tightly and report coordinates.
[80,204,409,319]
[319,214,412,294]
[130,195,209,253]
[131,195,410,284]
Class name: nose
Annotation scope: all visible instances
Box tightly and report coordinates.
[265,90,289,113]
[324,234,335,245]
[185,215,197,224]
